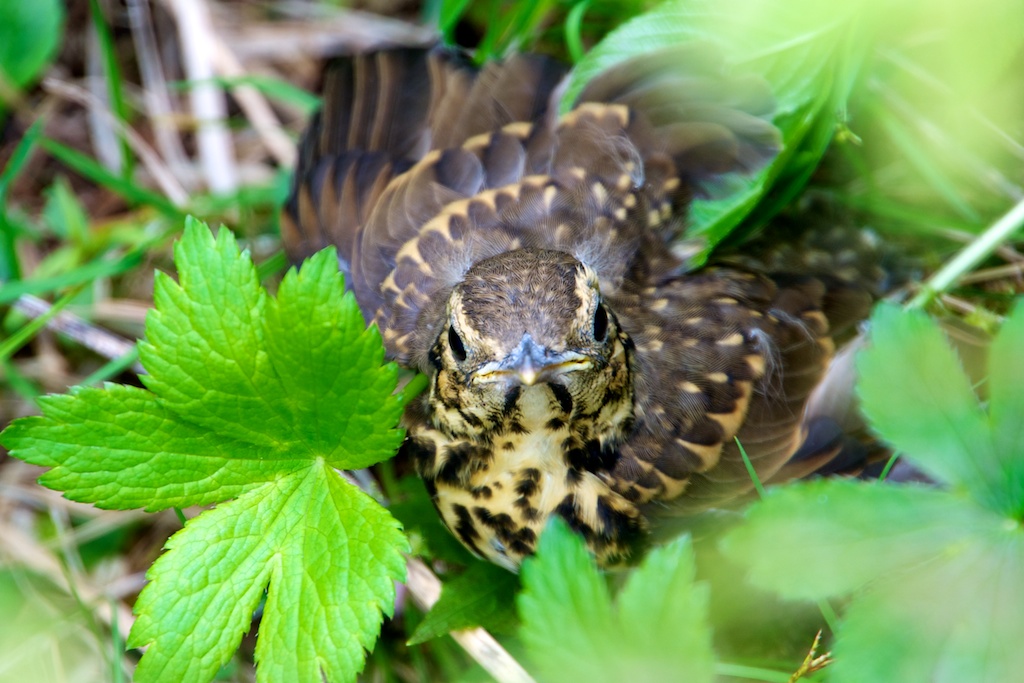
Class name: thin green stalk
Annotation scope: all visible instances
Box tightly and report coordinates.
[878,452,901,481]
[111,597,126,683]
[909,196,1024,308]
[736,436,767,498]
[816,598,839,635]
[565,0,591,63]
[0,250,141,305]
[1,359,40,399]
[399,373,430,407]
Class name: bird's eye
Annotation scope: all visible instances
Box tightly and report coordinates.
[448,326,468,362]
[593,303,609,342]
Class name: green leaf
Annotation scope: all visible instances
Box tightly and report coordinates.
[0,0,64,90]
[832,529,1024,683]
[518,520,713,683]
[857,303,1010,514]
[722,302,1024,682]
[408,562,519,645]
[614,536,714,682]
[720,479,1000,601]
[388,476,477,565]
[518,520,614,682]
[987,300,1024,516]
[129,465,406,682]
[43,177,90,241]
[1,217,414,682]
[0,568,126,681]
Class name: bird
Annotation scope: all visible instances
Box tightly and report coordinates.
[281,45,880,571]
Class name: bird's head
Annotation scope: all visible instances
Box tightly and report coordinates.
[427,248,634,438]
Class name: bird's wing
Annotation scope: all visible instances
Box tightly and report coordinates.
[282,45,780,369]
[609,265,872,512]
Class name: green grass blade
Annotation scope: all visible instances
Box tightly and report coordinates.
[79,347,140,387]
[0,285,84,363]
[0,117,42,194]
[0,251,141,305]
[40,137,183,217]
[565,0,591,63]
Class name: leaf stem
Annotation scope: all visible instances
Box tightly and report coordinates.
[909,197,1024,309]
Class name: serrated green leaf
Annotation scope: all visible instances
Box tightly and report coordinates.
[129,464,406,683]
[518,520,616,681]
[1,217,416,682]
[720,479,999,600]
[615,537,714,682]
[265,252,404,467]
[857,303,1006,511]
[2,384,292,510]
[519,521,713,683]
[987,300,1024,518]
[408,562,519,645]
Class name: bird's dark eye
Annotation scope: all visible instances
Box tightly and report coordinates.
[448,326,467,362]
[593,303,609,342]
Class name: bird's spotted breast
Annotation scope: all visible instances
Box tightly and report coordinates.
[411,364,642,570]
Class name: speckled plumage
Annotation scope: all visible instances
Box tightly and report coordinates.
[283,45,874,569]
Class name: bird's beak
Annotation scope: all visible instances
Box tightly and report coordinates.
[492,334,590,386]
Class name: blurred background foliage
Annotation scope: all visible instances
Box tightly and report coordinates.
[0,0,1022,681]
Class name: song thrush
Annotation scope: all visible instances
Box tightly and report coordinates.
[282,45,880,570]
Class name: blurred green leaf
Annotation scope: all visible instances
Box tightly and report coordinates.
[858,303,994,500]
[0,569,125,681]
[832,530,1024,683]
[43,177,90,242]
[720,479,998,600]
[518,520,714,683]
[409,562,519,644]
[987,301,1024,512]
[723,302,1024,682]
[0,0,64,91]
[859,302,1024,517]
[388,477,476,565]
